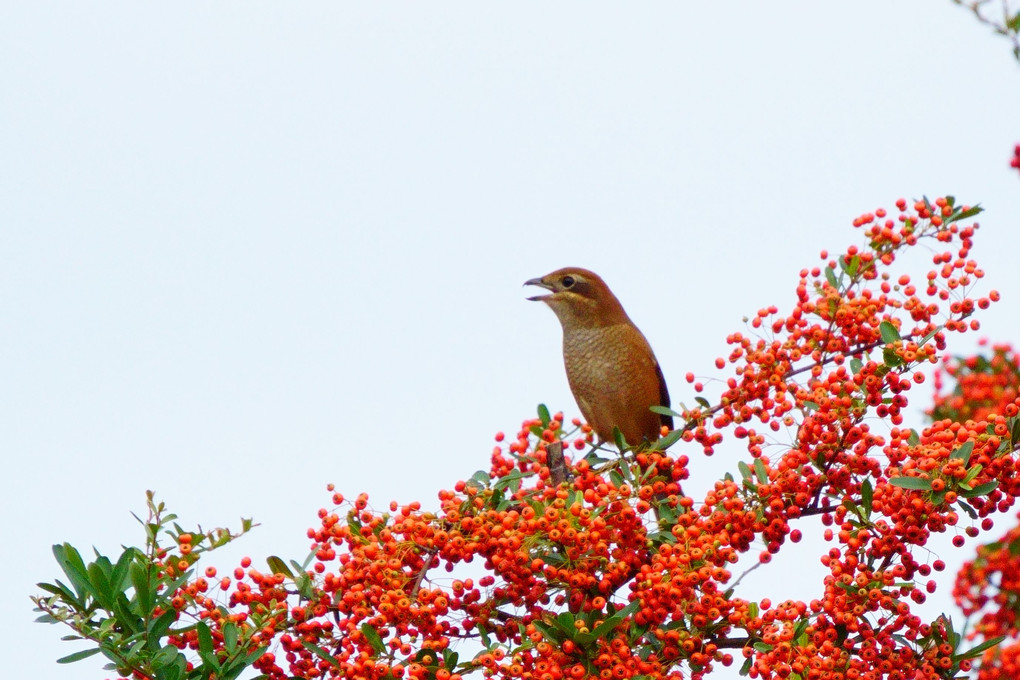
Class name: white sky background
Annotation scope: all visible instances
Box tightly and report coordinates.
[3,2,1020,678]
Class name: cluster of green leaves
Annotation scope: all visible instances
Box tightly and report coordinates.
[32,491,259,680]
[530,600,642,655]
[918,614,1005,677]
[890,440,999,513]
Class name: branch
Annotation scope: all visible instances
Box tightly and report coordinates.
[547,441,571,485]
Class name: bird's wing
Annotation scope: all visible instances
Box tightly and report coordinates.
[654,361,674,430]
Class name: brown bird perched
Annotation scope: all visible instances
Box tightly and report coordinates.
[525,267,673,448]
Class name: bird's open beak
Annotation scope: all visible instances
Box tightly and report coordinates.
[524,277,554,301]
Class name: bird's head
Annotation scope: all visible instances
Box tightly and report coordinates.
[524,267,630,328]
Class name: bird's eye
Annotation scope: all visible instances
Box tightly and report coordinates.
[561,276,575,288]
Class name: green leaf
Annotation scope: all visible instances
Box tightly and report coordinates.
[962,634,1006,658]
[650,428,682,451]
[54,544,97,602]
[1005,421,1020,451]
[361,623,386,654]
[113,593,143,634]
[466,470,490,491]
[196,621,220,670]
[958,499,978,520]
[242,646,268,666]
[493,469,530,492]
[532,619,565,643]
[907,429,920,447]
[861,479,873,517]
[302,641,341,668]
[889,477,932,491]
[610,469,625,489]
[537,403,551,427]
[266,556,294,578]
[86,560,115,609]
[540,551,566,566]
[753,458,768,484]
[411,644,441,665]
[162,569,194,601]
[156,658,183,680]
[802,401,819,412]
[130,562,153,615]
[953,205,983,222]
[650,405,683,419]
[586,600,640,642]
[824,266,839,289]
[647,530,677,545]
[737,461,753,481]
[694,396,711,409]
[155,644,183,667]
[950,441,974,463]
[838,255,859,278]
[613,427,627,452]
[918,326,940,347]
[963,464,983,483]
[477,623,492,649]
[553,611,576,636]
[110,548,136,594]
[879,321,901,344]
[56,648,102,664]
[125,638,146,659]
[850,357,863,375]
[149,609,177,643]
[442,650,460,670]
[836,257,849,276]
[960,481,998,498]
[295,572,315,600]
[882,347,903,367]
[36,580,77,602]
[223,621,238,653]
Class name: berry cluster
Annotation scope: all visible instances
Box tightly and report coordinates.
[35,198,1019,680]
[943,344,1020,680]
[165,198,1016,680]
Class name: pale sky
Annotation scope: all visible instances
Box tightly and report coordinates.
[4,3,1020,678]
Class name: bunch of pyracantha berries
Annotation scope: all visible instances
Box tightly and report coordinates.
[34,198,1020,680]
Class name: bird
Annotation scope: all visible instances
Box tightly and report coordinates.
[525,267,673,448]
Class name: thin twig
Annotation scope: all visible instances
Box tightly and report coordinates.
[408,548,439,601]
[731,560,764,589]
[547,440,571,485]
